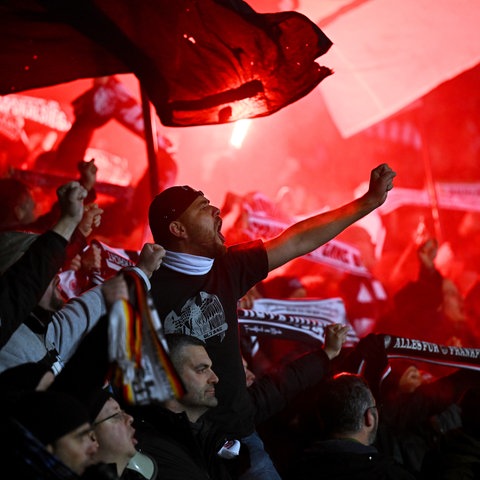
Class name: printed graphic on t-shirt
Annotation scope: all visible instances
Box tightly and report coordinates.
[164,291,228,341]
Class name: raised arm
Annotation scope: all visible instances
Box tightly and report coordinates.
[51,181,88,241]
[265,164,396,271]
[0,182,87,347]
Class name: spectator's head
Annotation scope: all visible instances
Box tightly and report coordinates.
[165,334,219,422]
[337,225,377,271]
[316,372,379,446]
[149,186,225,258]
[0,177,35,227]
[441,277,466,324]
[148,185,203,247]
[0,231,64,314]
[85,386,137,476]
[37,274,65,312]
[0,231,38,274]
[11,390,97,475]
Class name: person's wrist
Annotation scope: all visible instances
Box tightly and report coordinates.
[52,216,80,241]
[137,263,153,279]
[323,346,340,360]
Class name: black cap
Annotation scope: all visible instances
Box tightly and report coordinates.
[83,386,113,423]
[12,391,91,445]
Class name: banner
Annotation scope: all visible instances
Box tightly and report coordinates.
[108,269,185,404]
[0,94,71,131]
[239,300,480,372]
[59,240,139,299]
[246,212,371,277]
[238,297,359,346]
[378,184,480,215]
[382,334,480,372]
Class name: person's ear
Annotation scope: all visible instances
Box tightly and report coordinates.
[364,407,376,428]
[14,204,26,222]
[169,220,187,239]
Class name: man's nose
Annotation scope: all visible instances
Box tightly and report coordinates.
[209,370,219,384]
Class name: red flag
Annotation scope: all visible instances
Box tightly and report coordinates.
[0,0,332,126]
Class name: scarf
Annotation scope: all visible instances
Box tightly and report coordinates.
[162,250,214,275]
[108,269,185,404]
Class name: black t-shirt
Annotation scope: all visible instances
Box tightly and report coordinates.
[150,240,269,437]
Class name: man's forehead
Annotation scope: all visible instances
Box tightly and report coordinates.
[190,193,208,206]
[183,344,211,362]
[181,193,208,216]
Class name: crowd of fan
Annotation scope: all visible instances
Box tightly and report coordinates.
[0,103,479,480]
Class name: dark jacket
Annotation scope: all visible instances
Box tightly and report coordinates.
[127,348,333,480]
[249,348,332,425]
[0,230,67,348]
[289,438,416,480]
[420,429,480,480]
[130,406,232,480]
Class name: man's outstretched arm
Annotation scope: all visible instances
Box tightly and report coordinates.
[265,163,396,271]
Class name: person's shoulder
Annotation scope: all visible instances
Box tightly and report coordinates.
[225,239,265,257]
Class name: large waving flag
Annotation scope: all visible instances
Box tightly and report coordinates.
[0,0,333,127]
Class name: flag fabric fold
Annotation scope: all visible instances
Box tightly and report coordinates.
[0,0,333,127]
[108,269,185,405]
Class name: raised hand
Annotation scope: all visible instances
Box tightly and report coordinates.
[52,181,88,240]
[366,163,396,207]
[323,323,350,360]
[78,159,98,192]
[136,243,166,278]
[77,203,104,238]
[417,238,438,270]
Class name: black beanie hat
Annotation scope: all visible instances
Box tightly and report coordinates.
[12,390,91,445]
[0,362,52,393]
[83,386,113,423]
[148,185,202,243]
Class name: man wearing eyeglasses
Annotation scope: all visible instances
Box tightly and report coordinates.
[90,390,137,477]
[85,386,146,479]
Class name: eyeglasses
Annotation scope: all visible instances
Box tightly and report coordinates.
[93,410,127,427]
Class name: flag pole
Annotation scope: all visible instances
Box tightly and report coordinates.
[140,85,160,199]
[417,103,444,244]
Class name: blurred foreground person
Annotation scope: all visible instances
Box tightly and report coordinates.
[4,390,99,478]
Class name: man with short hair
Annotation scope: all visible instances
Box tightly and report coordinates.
[163,333,220,422]
[288,372,415,480]
[85,387,141,479]
[148,164,396,479]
